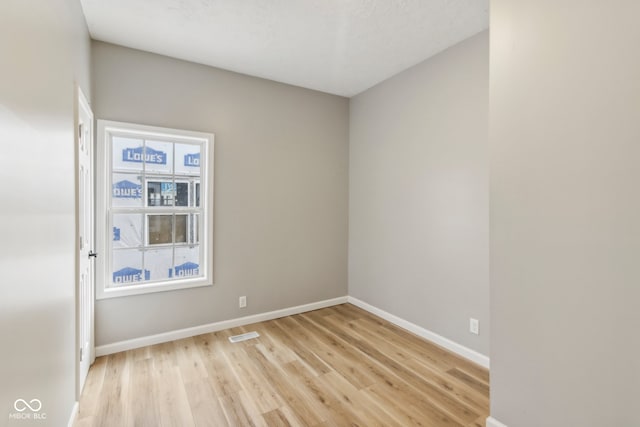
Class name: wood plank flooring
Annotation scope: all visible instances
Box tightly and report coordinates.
[76,304,489,426]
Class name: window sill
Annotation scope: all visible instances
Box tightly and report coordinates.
[96,278,213,300]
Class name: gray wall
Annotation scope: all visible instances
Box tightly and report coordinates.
[490,1,640,426]
[92,41,349,345]
[349,32,489,356]
[0,0,91,425]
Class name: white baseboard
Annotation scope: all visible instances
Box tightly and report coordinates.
[95,294,491,370]
[347,296,490,369]
[68,401,79,427]
[486,416,509,427]
[96,296,348,356]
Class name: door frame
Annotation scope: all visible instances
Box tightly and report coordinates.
[75,85,95,399]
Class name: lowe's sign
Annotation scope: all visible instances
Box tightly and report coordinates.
[123,146,167,165]
[184,153,200,167]
[113,267,150,284]
[169,262,199,278]
[113,180,142,198]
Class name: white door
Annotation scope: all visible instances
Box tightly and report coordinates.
[77,88,95,397]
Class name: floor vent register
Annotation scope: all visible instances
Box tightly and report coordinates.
[228,331,260,343]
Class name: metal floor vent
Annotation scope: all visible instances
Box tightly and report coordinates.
[228,331,260,343]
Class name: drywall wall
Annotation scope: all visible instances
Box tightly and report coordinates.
[490,1,640,426]
[92,41,349,345]
[0,0,91,425]
[349,32,489,356]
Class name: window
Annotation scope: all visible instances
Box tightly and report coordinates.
[96,120,213,299]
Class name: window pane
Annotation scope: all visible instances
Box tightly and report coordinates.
[100,120,212,299]
[147,180,174,207]
[176,214,187,243]
[192,213,200,244]
[175,181,189,206]
[113,214,142,248]
[175,143,200,175]
[174,246,200,278]
[113,136,144,171]
[112,173,142,207]
[144,248,173,282]
[148,215,173,245]
[144,140,173,174]
[112,249,147,286]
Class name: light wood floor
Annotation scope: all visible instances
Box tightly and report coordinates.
[76,304,489,426]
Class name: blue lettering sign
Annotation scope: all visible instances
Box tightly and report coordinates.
[113,267,150,284]
[168,262,199,278]
[161,182,174,193]
[113,180,142,198]
[113,226,121,241]
[184,153,200,167]
[122,146,167,165]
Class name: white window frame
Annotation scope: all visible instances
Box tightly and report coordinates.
[96,120,214,299]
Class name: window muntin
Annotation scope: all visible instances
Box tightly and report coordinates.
[97,121,213,299]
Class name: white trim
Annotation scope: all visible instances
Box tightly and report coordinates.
[486,416,509,427]
[96,296,348,356]
[75,85,95,401]
[95,294,491,369]
[68,401,79,427]
[95,119,215,300]
[347,296,490,368]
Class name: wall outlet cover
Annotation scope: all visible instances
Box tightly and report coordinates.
[470,318,479,335]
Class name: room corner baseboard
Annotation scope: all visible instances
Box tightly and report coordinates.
[68,401,79,427]
[347,296,490,369]
[95,294,490,370]
[95,296,348,357]
[486,416,509,427]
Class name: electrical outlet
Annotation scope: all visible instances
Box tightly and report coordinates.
[470,318,479,335]
[239,296,247,308]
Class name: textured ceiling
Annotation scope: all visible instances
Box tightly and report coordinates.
[80,0,488,97]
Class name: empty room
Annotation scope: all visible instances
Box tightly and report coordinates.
[1,1,638,426]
